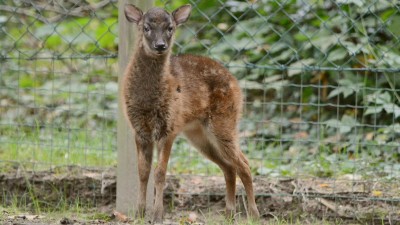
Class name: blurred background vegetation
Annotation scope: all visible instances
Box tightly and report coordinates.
[0,0,399,179]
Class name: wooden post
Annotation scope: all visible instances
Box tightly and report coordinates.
[117,0,154,215]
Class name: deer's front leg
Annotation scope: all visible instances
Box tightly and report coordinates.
[135,136,154,218]
[153,135,176,223]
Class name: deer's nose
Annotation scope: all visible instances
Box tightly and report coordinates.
[154,42,167,51]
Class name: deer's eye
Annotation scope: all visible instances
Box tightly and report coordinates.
[144,26,150,33]
[167,26,173,33]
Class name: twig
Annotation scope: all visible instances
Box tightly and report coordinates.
[33,4,86,17]
[241,194,248,217]
[384,73,400,104]
[0,5,48,23]
[316,198,338,214]
[0,0,117,23]
[33,0,116,17]
[315,197,354,218]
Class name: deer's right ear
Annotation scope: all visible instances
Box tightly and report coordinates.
[124,4,143,24]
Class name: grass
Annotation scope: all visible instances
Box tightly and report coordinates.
[1,123,397,181]
[0,125,116,171]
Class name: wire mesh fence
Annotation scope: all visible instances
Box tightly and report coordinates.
[0,0,118,171]
[1,0,399,222]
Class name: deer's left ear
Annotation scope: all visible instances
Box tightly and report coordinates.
[172,4,192,26]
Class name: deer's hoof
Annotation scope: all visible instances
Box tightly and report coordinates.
[249,206,260,219]
[152,209,163,224]
[135,205,146,219]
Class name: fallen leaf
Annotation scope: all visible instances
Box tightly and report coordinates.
[60,217,73,225]
[294,131,309,139]
[365,132,374,141]
[188,212,197,223]
[348,151,356,160]
[339,174,362,180]
[323,134,342,143]
[26,215,44,220]
[319,183,330,188]
[372,190,382,197]
[240,130,256,138]
[113,211,129,223]
[191,177,202,185]
[7,215,44,220]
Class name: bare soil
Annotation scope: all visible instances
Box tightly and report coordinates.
[1,166,399,224]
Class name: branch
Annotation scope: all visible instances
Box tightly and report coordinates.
[0,0,117,23]
[0,5,48,23]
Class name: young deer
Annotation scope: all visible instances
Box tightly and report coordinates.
[122,4,260,223]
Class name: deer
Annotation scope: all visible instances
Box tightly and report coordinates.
[122,3,260,223]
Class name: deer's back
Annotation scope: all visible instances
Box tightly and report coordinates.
[171,54,243,124]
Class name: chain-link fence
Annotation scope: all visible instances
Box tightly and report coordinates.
[1,0,399,222]
[0,0,118,170]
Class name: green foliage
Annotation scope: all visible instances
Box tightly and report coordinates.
[364,91,400,118]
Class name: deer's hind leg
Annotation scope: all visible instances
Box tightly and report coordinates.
[183,122,237,218]
[208,117,260,219]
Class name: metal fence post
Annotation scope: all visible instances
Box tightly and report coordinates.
[117,0,154,215]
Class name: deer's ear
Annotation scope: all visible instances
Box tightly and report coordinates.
[125,4,143,24]
[172,4,191,26]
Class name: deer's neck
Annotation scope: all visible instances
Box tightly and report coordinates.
[132,45,170,79]
[127,45,172,105]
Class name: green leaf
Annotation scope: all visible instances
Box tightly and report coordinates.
[19,76,34,88]
[269,42,288,54]
[366,91,391,104]
[288,58,315,77]
[325,115,358,134]
[342,87,354,98]
[239,80,263,90]
[0,16,6,23]
[34,24,57,38]
[379,92,392,104]
[342,41,366,55]
[328,79,362,99]
[310,34,338,52]
[325,119,341,128]
[383,103,400,118]
[339,115,357,133]
[328,48,347,62]
[336,0,364,7]
[327,88,342,99]
[364,106,383,115]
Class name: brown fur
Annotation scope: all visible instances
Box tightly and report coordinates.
[122,4,260,223]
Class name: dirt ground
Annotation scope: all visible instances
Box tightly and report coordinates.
[1,166,399,224]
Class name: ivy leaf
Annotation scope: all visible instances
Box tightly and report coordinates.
[366,91,391,104]
[327,88,342,99]
[288,58,315,77]
[328,48,347,62]
[0,16,7,23]
[364,106,383,116]
[336,0,364,7]
[325,115,358,134]
[340,115,358,134]
[383,103,400,118]
[328,79,362,99]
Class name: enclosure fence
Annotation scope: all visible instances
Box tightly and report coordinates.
[1,0,399,222]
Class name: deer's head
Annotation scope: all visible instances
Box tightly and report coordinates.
[124,4,192,56]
